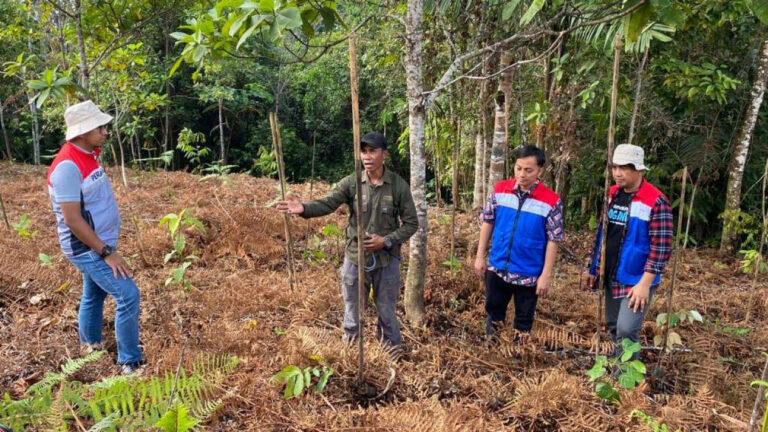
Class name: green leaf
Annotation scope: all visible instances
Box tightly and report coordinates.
[595,382,620,402]
[228,12,252,36]
[651,0,684,28]
[748,0,768,25]
[292,371,304,398]
[502,0,522,21]
[39,253,52,266]
[236,23,258,50]
[629,360,647,375]
[618,372,637,389]
[627,1,653,43]
[155,402,199,432]
[653,334,663,347]
[655,313,667,327]
[519,0,545,26]
[276,7,302,29]
[259,0,275,12]
[586,356,608,381]
[315,368,333,393]
[668,312,680,328]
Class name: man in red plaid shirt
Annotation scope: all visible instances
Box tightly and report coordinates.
[583,144,673,357]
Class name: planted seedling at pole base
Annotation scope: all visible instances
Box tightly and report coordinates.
[586,338,647,403]
[653,308,703,350]
[269,355,333,400]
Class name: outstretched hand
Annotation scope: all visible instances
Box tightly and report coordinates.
[274,194,304,215]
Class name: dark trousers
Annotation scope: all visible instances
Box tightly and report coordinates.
[484,270,538,335]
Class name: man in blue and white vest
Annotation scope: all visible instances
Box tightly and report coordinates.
[474,146,564,336]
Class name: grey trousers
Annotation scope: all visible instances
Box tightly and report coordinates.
[605,286,656,359]
[341,257,402,347]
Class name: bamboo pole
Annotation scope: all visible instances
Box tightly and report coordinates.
[748,354,768,432]
[0,191,9,230]
[451,117,460,261]
[745,159,768,325]
[683,167,703,250]
[657,167,688,364]
[348,33,366,388]
[596,31,621,354]
[307,132,316,241]
[269,112,296,292]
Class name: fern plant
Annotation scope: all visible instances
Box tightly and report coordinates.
[629,409,681,432]
[0,353,239,431]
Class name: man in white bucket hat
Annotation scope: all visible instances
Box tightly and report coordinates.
[46,100,143,374]
[582,144,673,360]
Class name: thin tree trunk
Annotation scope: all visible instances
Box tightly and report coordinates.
[683,167,703,250]
[596,32,622,354]
[658,167,687,362]
[451,114,460,260]
[480,55,491,200]
[722,35,768,253]
[0,192,10,230]
[472,130,485,210]
[518,70,527,147]
[0,99,11,162]
[74,0,89,91]
[628,48,649,145]
[112,92,128,187]
[487,52,513,192]
[307,132,316,240]
[404,0,427,325]
[744,159,768,325]
[218,97,226,164]
[432,115,441,207]
[748,354,768,432]
[29,95,40,165]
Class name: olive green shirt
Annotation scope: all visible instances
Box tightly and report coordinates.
[301,168,418,269]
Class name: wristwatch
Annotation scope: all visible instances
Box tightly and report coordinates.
[99,245,115,258]
[384,237,393,249]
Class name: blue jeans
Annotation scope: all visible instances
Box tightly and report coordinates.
[67,251,142,364]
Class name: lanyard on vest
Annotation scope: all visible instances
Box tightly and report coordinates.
[503,191,529,272]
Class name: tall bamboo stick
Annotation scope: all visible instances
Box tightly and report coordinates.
[658,167,688,365]
[0,191,9,230]
[596,31,621,355]
[745,159,768,325]
[348,33,366,388]
[269,112,295,292]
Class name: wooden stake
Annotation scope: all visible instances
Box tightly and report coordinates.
[0,191,9,230]
[658,167,688,365]
[348,33,366,388]
[596,31,621,355]
[745,159,768,325]
[269,112,296,292]
[306,131,316,241]
[748,354,768,432]
[451,114,460,262]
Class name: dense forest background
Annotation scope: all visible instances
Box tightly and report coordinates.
[1,0,767,250]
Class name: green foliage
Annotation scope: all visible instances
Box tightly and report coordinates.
[27,67,81,108]
[156,402,199,432]
[722,209,762,249]
[586,339,646,403]
[12,214,36,240]
[200,162,239,186]
[653,308,703,350]
[177,128,210,173]
[442,255,461,271]
[269,355,333,399]
[740,248,768,275]
[38,253,52,266]
[250,145,278,178]
[657,59,740,104]
[629,409,681,432]
[0,353,239,431]
[159,208,205,264]
[166,261,193,290]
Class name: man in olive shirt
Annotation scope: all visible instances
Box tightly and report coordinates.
[275,132,418,350]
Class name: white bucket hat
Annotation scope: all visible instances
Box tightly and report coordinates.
[612,143,647,170]
[65,100,113,141]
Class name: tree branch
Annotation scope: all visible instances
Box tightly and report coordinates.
[43,0,75,19]
[423,0,648,109]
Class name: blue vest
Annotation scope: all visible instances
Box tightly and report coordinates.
[590,181,664,286]
[488,179,559,277]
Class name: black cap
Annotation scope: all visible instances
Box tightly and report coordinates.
[361,132,387,150]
